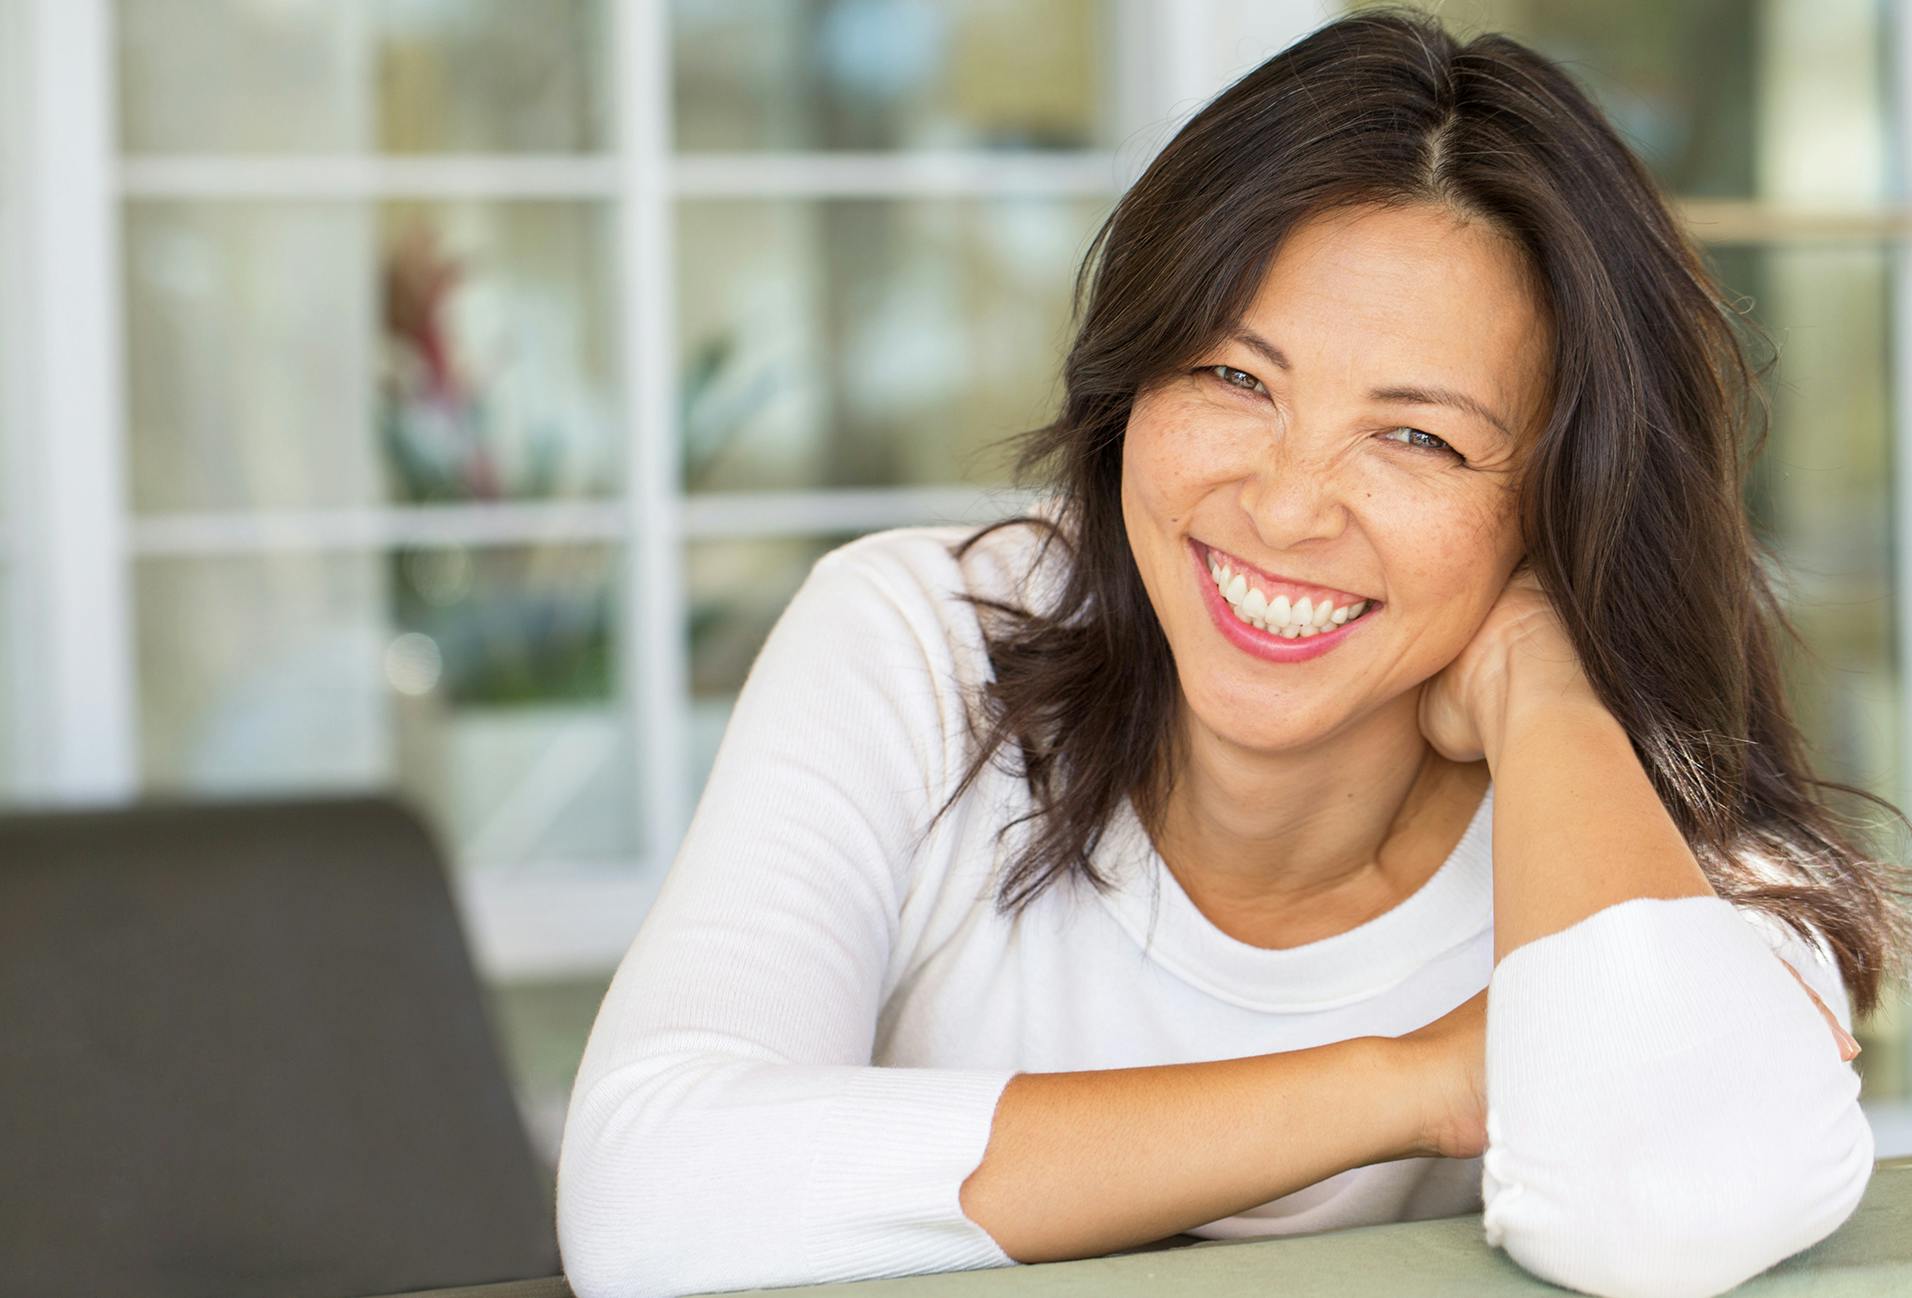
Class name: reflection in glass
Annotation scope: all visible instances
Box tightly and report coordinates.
[1343,0,1888,201]
[126,202,376,512]
[392,543,614,705]
[378,202,620,504]
[685,534,862,797]
[136,545,638,868]
[1713,244,1899,808]
[671,0,1113,151]
[125,201,619,512]
[118,0,610,154]
[677,197,1107,492]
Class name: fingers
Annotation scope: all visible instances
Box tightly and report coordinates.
[1777,956,1861,1062]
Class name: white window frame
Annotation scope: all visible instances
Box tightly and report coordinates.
[4,0,1334,977]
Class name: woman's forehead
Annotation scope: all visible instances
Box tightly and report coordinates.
[1234,205,1554,436]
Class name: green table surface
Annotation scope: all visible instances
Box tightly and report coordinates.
[379,1157,1912,1298]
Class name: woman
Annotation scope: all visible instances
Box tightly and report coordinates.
[557,9,1911,1297]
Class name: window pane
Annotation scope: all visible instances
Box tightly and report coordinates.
[125,200,620,512]
[677,196,1108,492]
[1717,243,1899,813]
[118,0,611,155]
[685,534,862,798]
[671,0,1116,152]
[1343,0,1889,201]
[136,544,639,869]
[126,202,376,511]
[378,202,621,504]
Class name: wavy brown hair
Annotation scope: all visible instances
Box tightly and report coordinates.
[919,5,1912,1017]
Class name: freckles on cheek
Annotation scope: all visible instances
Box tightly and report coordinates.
[1136,425,1215,508]
[1377,510,1477,598]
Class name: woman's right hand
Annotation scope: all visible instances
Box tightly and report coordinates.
[1394,987,1488,1161]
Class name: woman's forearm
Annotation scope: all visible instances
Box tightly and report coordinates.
[1471,658,1873,1295]
[958,1037,1425,1264]
[1479,661,1714,965]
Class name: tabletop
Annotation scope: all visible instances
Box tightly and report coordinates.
[377,1156,1912,1298]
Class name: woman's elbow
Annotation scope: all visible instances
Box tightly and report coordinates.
[554,1076,716,1298]
[1484,1103,1875,1298]
[555,1121,666,1298]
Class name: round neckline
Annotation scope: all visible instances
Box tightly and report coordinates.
[1088,781,1495,1012]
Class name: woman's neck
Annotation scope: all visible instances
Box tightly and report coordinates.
[1145,695,1490,949]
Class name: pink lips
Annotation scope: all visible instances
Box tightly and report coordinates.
[1189,538,1379,664]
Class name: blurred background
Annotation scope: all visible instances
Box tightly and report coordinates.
[1,0,1908,1183]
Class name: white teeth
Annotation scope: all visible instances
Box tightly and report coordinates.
[1208,549,1375,633]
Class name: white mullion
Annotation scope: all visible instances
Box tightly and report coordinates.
[681,486,1047,540]
[1158,0,1222,138]
[619,0,691,866]
[15,0,136,802]
[123,490,1033,555]
[671,150,1122,198]
[1109,0,1167,190]
[1,0,24,784]
[120,155,621,200]
[128,501,630,557]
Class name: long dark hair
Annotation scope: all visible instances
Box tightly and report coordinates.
[923,5,1912,1017]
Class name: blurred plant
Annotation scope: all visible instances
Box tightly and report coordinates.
[390,545,613,707]
[378,219,574,502]
[679,330,784,491]
[378,219,612,706]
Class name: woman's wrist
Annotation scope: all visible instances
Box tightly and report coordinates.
[1356,1032,1455,1163]
[1479,650,1611,771]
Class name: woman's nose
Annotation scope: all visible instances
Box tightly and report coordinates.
[1236,446,1352,548]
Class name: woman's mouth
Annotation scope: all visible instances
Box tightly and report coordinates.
[1189,539,1381,663]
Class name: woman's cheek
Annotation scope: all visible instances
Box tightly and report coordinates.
[1130,412,1246,499]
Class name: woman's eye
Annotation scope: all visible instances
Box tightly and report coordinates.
[1380,426,1465,462]
[1201,364,1267,396]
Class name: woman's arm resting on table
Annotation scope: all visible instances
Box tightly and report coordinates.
[557,545,1439,1295]
[1477,674,1873,1298]
[555,549,1028,1298]
[959,1037,1428,1264]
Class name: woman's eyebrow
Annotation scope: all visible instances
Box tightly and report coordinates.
[1229,327,1516,441]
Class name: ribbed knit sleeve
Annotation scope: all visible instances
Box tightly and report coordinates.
[1480,895,1874,1298]
[555,548,1020,1298]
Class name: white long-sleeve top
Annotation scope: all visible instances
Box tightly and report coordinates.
[555,519,1874,1298]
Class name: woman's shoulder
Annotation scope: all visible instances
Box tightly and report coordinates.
[812,503,1072,642]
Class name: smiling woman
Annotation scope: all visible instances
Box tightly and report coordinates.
[555,8,1912,1298]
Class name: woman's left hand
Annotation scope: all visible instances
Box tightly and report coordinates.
[1418,562,1595,764]
[1777,956,1863,1062]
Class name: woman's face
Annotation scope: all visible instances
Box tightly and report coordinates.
[1120,201,1553,749]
